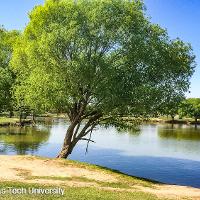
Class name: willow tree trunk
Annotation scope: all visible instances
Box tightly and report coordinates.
[56,110,101,158]
[57,122,78,158]
[57,138,77,158]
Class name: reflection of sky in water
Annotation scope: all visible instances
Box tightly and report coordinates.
[46,122,200,161]
[92,124,200,161]
[0,120,200,187]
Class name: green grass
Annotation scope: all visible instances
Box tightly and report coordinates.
[0,117,19,124]
[14,165,150,190]
[0,181,170,200]
[25,175,132,189]
[0,117,32,126]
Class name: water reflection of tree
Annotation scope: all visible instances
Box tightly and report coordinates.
[158,125,200,141]
[0,126,50,154]
[116,127,140,136]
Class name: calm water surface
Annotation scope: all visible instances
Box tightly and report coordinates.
[0,119,200,188]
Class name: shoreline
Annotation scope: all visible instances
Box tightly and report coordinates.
[0,116,199,127]
[0,155,200,200]
[0,120,32,127]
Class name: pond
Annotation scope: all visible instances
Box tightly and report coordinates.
[0,119,200,188]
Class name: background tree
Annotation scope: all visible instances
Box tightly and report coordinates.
[179,98,200,124]
[0,27,19,117]
[158,94,184,122]
[11,0,195,158]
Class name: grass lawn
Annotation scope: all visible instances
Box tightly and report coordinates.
[0,181,169,200]
[0,117,32,126]
[0,117,19,124]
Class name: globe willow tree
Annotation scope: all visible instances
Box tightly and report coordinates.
[11,0,195,158]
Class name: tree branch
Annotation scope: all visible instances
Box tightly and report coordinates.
[80,138,95,143]
[72,121,81,141]
[77,113,102,139]
[82,123,97,137]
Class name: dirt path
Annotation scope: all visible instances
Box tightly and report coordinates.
[0,155,200,200]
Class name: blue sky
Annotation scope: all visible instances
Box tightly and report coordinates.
[0,0,199,97]
[144,0,200,98]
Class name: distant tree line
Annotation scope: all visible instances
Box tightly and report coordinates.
[158,97,200,124]
[0,28,18,117]
[0,28,33,122]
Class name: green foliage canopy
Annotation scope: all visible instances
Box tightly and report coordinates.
[0,28,19,113]
[12,0,195,116]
